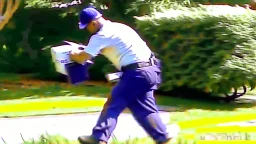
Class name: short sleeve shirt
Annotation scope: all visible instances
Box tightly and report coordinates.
[84,21,152,70]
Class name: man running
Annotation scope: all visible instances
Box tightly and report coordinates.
[70,6,172,144]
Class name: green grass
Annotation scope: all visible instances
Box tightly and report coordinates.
[21,134,156,144]
[0,73,21,81]
[0,84,109,100]
[0,73,255,100]
[0,96,106,117]
[156,96,256,125]
[0,73,255,122]
[20,131,256,144]
[0,84,255,120]
[0,73,256,143]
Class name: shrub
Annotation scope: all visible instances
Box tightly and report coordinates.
[135,4,256,95]
[0,5,109,80]
[0,1,135,81]
[193,0,251,5]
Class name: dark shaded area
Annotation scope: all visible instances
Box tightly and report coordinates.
[156,88,256,112]
[156,86,221,102]
[156,86,252,103]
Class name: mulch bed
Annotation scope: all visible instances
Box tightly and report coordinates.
[1,74,113,90]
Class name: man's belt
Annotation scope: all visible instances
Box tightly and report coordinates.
[121,53,158,71]
[121,62,152,71]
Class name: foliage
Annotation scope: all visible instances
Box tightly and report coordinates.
[0,7,88,77]
[125,0,253,17]
[193,0,251,5]
[126,0,193,16]
[135,4,256,95]
[24,0,82,8]
[0,0,129,80]
[1,0,256,82]
[24,0,53,8]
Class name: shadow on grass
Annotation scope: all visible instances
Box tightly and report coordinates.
[157,94,256,111]
[157,86,256,111]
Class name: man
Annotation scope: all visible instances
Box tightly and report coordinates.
[70,6,172,144]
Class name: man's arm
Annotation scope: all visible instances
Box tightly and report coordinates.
[70,34,109,64]
[70,50,91,64]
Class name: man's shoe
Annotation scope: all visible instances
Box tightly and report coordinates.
[78,136,107,144]
[156,137,172,144]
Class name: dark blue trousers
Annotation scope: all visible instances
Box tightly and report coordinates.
[92,65,169,143]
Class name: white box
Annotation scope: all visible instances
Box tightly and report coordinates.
[51,45,73,75]
[50,41,92,75]
[105,72,123,82]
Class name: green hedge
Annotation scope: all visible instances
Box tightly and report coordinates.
[135,5,256,95]
[1,0,255,83]
[0,0,138,81]
[0,6,111,80]
[193,0,251,5]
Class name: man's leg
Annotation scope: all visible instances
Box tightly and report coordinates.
[127,90,172,144]
[78,83,127,144]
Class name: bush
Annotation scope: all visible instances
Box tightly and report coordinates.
[135,4,256,95]
[0,4,109,80]
[1,0,143,81]
[193,0,251,5]
[2,0,255,82]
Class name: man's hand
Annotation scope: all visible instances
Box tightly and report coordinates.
[70,49,91,64]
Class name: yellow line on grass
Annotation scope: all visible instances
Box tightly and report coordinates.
[197,126,256,133]
[178,126,256,144]
[0,97,106,113]
[178,114,256,129]
[197,141,256,144]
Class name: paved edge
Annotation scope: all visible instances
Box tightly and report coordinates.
[0,108,103,118]
[0,105,179,119]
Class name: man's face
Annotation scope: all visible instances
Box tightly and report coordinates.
[86,21,96,33]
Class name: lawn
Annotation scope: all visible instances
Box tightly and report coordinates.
[1,80,255,122]
[0,73,256,144]
[21,129,256,144]
[0,96,106,117]
[0,73,256,121]
[21,134,164,144]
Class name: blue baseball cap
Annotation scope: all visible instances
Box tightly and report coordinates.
[79,7,102,29]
